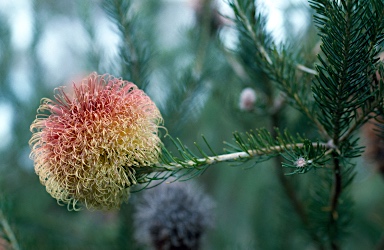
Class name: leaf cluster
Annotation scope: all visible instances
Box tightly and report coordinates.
[230,0,322,137]
[102,0,153,89]
[219,0,384,248]
[310,0,384,144]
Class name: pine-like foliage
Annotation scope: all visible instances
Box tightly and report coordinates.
[79,0,384,248]
[103,0,153,89]
[308,1,384,247]
[139,0,384,248]
[1,0,384,249]
[311,0,384,143]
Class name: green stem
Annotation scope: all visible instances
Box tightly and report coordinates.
[194,0,214,76]
[108,0,143,86]
[0,209,20,250]
[234,0,272,65]
[327,1,352,248]
[144,141,330,173]
[270,107,324,250]
[296,64,318,75]
[329,153,342,250]
[273,159,325,249]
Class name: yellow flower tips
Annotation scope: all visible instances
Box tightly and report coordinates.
[29,73,163,210]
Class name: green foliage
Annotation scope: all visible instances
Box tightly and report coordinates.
[311,0,384,144]
[231,0,326,139]
[120,0,384,248]
[103,0,153,89]
[1,0,384,249]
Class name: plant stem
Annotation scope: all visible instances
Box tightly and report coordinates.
[273,159,324,249]
[270,107,324,249]
[0,209,20,250]
[147,141,330,173]
[234,0,272,65]
[327,0,353,248]
[296,64,318,75]
[194,0,214,76]
[329,153,342,250]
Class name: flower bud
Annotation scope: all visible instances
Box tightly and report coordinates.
[239,87,257,111]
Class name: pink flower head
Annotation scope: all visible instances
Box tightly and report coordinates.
[29,73,163,210]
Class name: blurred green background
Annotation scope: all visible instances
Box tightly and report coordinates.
[0,0,383,249]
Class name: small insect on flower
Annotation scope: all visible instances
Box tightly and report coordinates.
[29,73,163,210]
[294,157,307,168]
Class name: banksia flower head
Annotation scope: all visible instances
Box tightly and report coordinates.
[29,73,163,210]
[134,181,215,250]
